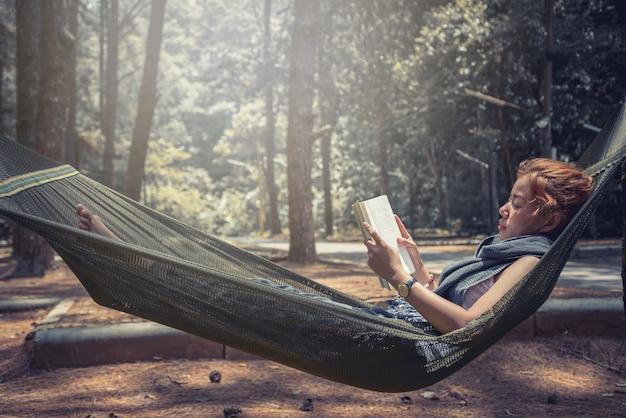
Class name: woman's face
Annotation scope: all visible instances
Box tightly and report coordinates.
[497,176,549,240]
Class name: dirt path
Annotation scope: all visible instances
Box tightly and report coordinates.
[0,248,624,417]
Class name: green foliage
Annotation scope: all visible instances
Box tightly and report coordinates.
[4,0,625,237]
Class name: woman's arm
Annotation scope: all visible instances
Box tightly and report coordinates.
[404,256,539,333]
[363,222,539,333]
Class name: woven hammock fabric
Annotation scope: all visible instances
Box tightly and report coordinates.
[1,103,625,392]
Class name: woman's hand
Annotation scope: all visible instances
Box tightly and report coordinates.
[362,222,410,287]
[394,215,425,271]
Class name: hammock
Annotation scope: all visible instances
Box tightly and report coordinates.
[1,103,625,393]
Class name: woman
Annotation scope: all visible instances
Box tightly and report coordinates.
[76,158,593,335]
[364,158,593,333]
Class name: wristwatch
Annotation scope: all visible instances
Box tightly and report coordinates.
[397,277,418,298]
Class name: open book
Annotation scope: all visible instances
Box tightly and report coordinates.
[352,195,416,289]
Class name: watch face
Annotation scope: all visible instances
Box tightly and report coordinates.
[398,278,416,298]
[398,284,409,297]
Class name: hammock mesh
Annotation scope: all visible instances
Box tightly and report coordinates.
[1,102,625,392]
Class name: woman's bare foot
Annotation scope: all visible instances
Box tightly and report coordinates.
[76,203,119,240]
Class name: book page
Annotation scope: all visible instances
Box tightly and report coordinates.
[362,195,415,275]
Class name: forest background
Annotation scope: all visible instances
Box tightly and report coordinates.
[0,0,625,274]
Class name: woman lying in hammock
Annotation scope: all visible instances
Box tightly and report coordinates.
[363,158,592,333]
[76,158,593,335]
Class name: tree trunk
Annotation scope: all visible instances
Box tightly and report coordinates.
[102,0,119,188]
[318,7,338,238]
[66,0,79,168]
[99,0,106,135]
[286,0,320,263]
[123,0,166,201]
[36,1,73,161]
[13,1,74,276]
[378,124,389,196]
[15,0,39,149]
[540,0,554,158]
[424,145,446,229]
[13,0,41,276]
[263,0,282,236]
[321,132,332,237]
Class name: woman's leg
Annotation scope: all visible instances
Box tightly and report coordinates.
[76,203,119,240]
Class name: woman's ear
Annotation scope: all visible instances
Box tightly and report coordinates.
[539,213,563,233]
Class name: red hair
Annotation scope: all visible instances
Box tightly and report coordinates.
[517,158,594,234]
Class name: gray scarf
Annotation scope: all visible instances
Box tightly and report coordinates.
[434,234,553,305]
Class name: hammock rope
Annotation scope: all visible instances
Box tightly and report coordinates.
[1,102,625,392]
